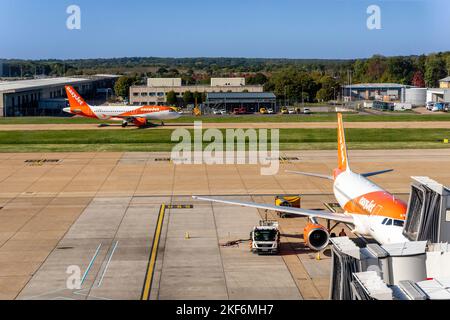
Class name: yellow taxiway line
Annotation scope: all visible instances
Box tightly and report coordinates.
[141,204,166,300]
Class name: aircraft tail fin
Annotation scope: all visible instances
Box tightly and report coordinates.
[65,86,94,116]
[337,113,350,171]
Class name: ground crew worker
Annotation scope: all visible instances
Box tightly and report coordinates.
[339,228,347,237]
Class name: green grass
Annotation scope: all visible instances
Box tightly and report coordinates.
[0,128,449,152]
[2,113,450,125]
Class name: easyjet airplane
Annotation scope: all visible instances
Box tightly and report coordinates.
[194,113,409,251]
[63,86,181,127]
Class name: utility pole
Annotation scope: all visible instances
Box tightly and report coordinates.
[301,84,304,107]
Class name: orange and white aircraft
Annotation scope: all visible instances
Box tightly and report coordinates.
[193,113,409,250]
[63,86,181,127]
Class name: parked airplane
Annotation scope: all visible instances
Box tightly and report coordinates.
[194,113,409,251]
[63,86,181,127]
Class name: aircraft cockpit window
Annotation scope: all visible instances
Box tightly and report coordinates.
[386,219,393,226]
[381,218,388,225]
[393,220,404,227]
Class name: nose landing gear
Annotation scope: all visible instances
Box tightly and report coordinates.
[121,121,128,128]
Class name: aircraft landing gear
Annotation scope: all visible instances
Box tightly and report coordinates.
[161,121,165,126]
[121,121,128,128]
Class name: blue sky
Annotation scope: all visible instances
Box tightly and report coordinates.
[0,0,449,59]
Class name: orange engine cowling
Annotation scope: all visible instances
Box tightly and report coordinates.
[133,117,147,127]
[303,223,330,251]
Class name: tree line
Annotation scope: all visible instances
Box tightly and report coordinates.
[3,52,450,103]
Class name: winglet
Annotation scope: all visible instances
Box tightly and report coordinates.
[337,113,349,171]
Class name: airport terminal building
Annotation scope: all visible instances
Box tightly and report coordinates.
[0,75,118,117]
[130,77,264,106]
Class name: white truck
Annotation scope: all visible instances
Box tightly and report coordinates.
[250,220,280,254]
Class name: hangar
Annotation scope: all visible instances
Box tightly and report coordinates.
[205,92,276,113]
[343,83,412,101]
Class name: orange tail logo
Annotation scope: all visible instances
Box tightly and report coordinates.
[337,113,349,171]
[65,86,95,117]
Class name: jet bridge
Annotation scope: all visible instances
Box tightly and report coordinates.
[330,176,450,300]
[403,176,450,243]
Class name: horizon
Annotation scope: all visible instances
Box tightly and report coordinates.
[1,0,449,60]
[1,51,448,62]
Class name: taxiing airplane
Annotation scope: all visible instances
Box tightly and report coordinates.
[194,113,409,251]
[63,86,181,127]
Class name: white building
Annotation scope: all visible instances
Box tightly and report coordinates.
[130,77,263,105]
[211,77,245,87]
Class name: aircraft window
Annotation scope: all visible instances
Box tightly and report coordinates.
[394,220,404,227]
[386,219,393,226]
[381,218,388,225]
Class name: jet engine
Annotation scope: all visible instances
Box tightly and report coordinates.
[303,223,330,251]
[132,117,147,127]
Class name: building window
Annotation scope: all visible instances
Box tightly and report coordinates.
[133,93,139,96]
[141,92,148,96]
[149,92,156,96]
[157,92,164,97]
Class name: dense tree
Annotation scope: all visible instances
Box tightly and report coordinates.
[412,71,425,87]
[352,60,368,83]
[114,76,136,98]
[425,54,447,87]
[446,55,450,76]
[166,90,177,105]
[156,67,168,75]
[266,68,319,103]
[383,57,414,84]
[183,90,194,105]
[366,55,387,82]
[315,76,340,101]
[246,72,268,85]
[193,91,203,104]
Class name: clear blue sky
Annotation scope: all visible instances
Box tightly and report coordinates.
[0,0,449,59]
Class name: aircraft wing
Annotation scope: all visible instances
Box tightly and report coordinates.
[192,196,354,224]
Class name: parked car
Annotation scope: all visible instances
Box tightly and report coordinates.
[303,108,311,114]
[212,109,222,115]
[260,107,268,114]
[288,108,296,114]
[281,107,289,114]
[219,109,227,115]
[233,107,246,115]
[426,102,435,110]
[432,103,445,112]
[267,108,274,114]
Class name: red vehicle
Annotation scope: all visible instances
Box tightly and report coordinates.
[233,107,246,115]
